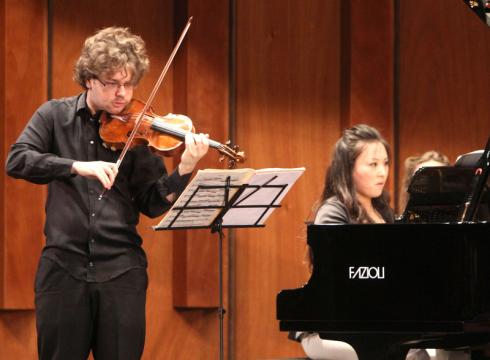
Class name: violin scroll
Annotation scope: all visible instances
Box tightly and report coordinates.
[218,141,246,169]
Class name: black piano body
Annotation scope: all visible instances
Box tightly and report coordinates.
[277,222,490,359]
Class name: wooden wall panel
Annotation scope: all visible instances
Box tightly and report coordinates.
[345,0,396,204]
[2,0,47,309]
[0,311,37,359]
[234,1,341,358]
[343,0,394,133]
[0,0,46,358]
[171,0,229,309]
[398,0,490,204]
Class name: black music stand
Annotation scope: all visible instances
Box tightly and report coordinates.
[400,136,490,224]
[155,168,304,360]
[459,136,490,222]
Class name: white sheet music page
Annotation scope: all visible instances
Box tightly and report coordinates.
[154,168,255,229]
[222,167,305,226]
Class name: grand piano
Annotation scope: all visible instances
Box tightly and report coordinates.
[277,140,490,359]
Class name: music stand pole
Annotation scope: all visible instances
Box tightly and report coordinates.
[461,136,490,222]
[216,219,225,360]
[211,176,232,360]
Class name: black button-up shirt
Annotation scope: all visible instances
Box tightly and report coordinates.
[6,93,191,282]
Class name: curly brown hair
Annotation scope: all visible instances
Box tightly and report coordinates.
[74,27,149,89]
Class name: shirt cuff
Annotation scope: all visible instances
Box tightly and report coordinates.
[49,157,76,179]
[166,169,192,195]
[288,331,307,342]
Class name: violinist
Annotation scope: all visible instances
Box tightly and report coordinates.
[6,26,208,360]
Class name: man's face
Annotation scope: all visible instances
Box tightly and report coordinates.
[85,67,135,115]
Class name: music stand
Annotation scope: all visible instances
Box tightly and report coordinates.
[154,168,304,360]
[459,136,490,222]
[400,136,490,224]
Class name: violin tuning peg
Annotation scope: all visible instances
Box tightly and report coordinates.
[102,142,108,149]
[227,159,236,169]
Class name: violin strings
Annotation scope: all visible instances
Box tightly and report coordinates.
[118,114,192,133]
[111,113,241,161]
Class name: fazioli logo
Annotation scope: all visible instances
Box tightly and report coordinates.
[348,266,385,279]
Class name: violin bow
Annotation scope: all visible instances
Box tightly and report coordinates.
[115,16,193,170]
[99,17,193,199]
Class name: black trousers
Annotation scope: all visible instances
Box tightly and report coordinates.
[34,257,148,360]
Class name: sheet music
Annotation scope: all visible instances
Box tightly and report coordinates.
[154,167,305,230]
[154,168,254,229]
[222,168,305,226]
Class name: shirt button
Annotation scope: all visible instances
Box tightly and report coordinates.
[89,261,94,268]
[90,140,94,145]
[91,213,95,217]
[90,238,95,243]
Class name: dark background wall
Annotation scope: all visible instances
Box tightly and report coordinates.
[1,0,489,358]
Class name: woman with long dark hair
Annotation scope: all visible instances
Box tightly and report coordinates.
[296,126,467,360]
[294,124,393,360]
[313,124,393,225]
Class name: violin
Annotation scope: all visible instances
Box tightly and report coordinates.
[99,98,246,168]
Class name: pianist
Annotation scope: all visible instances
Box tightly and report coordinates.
[292,124,394,360]
[292,127,473,360]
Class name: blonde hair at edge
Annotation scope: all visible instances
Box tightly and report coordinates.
[73,26,150,89]
[399,150,450,211]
